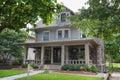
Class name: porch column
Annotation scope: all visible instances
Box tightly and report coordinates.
[51,47,53,64]
[61,45,65,65]
[23,47,28,64]
[65,46,69,64]
[41,46,44,65]
[85,43,90,65]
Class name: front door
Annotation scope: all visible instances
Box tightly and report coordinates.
[44,47,51,64]
[53,47,61,64]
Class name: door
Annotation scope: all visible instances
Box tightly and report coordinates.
[53,47,61,63]
[44,47,51,64]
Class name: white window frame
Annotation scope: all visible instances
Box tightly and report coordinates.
[56,29,71,39]
[42,31,50,41]
[63,29,70,38]
[60,12,70,22]
[56,29,63,40]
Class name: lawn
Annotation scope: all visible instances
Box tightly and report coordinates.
[0,70,26,78]
[106,63,120,72]
[16,73,104,80]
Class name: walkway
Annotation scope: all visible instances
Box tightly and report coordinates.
[0,70,43,80]
[110,73,120,80]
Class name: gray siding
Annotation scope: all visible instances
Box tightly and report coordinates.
[36,27,82,42]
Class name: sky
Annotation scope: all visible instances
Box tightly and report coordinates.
[58,0,89,12]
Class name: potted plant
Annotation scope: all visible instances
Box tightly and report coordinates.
[76,51,85,60]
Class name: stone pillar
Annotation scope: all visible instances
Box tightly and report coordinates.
[85,43,90,65]
[51,47,53,64]
[61,45,65,65]
[23,47,28,64]
[41,46,44,65]
[65,46,69,64]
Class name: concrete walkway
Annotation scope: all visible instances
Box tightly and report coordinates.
[0,70,43,80]
[110,73,120,80]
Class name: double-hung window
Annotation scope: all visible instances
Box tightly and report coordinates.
[64,30,69,38]
[43,31,49,41]
[57,29,70,39]
[57,30,62,39]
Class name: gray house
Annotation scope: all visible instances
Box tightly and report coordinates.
[22,6,105,72]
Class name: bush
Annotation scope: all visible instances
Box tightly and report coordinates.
[75,65,81,71]
[90,65,98,73]
[61,65,69,70]
[21,64,27,68]
[83,64,90,71]
[68,65,75,71]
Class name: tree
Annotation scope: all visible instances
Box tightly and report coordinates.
[70,0,120,39]
[0,0,62,31]
[0,28,28,64]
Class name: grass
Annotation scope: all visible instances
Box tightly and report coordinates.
[16,73,104,80]
[106,63,120,72]
[0,70,26,78]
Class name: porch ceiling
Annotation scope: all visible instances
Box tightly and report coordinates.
[20,38,99,47]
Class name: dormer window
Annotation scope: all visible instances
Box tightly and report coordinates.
[61,13,66,22]
[60,12,70,22]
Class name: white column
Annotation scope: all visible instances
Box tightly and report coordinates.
[85,43,90,65]
[41,46,44,65]
[23,47,28,64]
[61,45,65,65]
[51,47,53,64]
[65,46,69,64]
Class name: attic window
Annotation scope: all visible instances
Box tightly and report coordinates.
[61,13,66,22]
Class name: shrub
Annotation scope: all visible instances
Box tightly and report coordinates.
[68,65,75,71]
[21,64,27,68]
[83,64,90,71]
[61,65,69,70]
[90,65,98,73]
[75,65,81,71]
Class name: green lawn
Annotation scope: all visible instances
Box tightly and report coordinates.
[106,63,120,72]
[16,73,104,80]
[0,70,26,78]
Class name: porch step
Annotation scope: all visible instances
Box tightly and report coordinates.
[40,65,61,70]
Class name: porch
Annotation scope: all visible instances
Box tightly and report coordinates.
[22,38,105,72]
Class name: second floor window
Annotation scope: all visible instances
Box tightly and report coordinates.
[43,31,49,41]
[57,29,70,39]
[64,30,69,38]
[58,30,62,39]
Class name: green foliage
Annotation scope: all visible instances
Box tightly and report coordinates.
[0,0,62,31]
[61,65,81,71]
[0,28,28,64]
[90,65,98,73]
[61,65,69,70]
[21,64,27,68]
[83,64,90,71]
[75,65,81,71]
[68,65,75,71]
[76,51,85,59]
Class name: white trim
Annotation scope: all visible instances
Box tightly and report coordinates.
[42,31,50,41]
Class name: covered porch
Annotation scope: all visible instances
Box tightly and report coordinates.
[22,38,105,72]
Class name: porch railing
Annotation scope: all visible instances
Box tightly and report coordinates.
[64,60,85,65]
[64,60,94,65]
[26,60,41,65]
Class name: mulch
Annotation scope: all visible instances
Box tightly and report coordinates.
[54,70,97,75]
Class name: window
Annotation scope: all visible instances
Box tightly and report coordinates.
[64,30,69,38]
[57,29,70,39]
[61,13,66,22]
[43,31,49,41]
[58,30,62,39]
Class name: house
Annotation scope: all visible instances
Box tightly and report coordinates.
[22,6,105,72]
